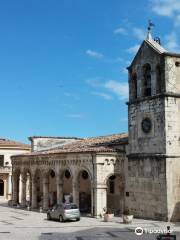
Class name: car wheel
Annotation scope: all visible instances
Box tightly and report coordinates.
[59,215,64,222]
[47,213,51,220]
[76,218,80,221]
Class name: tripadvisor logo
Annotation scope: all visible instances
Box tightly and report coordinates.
[135,227,173,235]
[135,227,143,236]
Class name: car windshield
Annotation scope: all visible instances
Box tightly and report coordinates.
[64,204,77,210]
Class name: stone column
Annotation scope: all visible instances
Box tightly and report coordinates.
[91,181,94,216]
[12,173,18,205]
[72,178,79,207]
[43,175,49,210]
[31,174,37,209]
[56,174,63,204]
[20,173,27,207]
[26,174,30,202]
[8,174,12,200]
[94,184,107,217]
[19,174,22,204]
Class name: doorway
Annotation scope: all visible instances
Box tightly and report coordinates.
[0,179,4,196]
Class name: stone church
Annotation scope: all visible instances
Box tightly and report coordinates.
[11,31,180,222]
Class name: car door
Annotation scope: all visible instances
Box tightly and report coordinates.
[51,205,57,219]
[54,204,61,219]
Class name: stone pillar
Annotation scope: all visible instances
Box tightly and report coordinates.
[72,178,79,207]
[19,174,22,204]
[4,179,7,200]
[43,175,49,210]
[12,173,18,205]
[91,181,94,216]
[8,174,12,200]
[20,173,27,207]
[56,174,63,204]
[26,174,30,202]
[31,174,37,209]
[94,184,107,217]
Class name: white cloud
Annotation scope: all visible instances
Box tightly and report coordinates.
[151,0,180,17]
[66,114,83,118]
[174,14,180,26]
[87,79,128,100]
[133,27,146,41]
[164,32,180,51]
[86,78,103,88]
[86,50,104,59]
[114,27,127,35]
[104,80,128,100]
[91,91,113,100]
[127,44,140,54]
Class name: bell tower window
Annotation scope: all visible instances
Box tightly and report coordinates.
[132,72,137,99]
[156,65,162,94]
[143,64,151,97]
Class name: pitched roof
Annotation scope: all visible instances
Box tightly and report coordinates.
[28,136,82,141]
[145,39,166,54]
[0,138,30,149]
[12,133,128,157]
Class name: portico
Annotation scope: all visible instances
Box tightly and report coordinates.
[11,134,127,217]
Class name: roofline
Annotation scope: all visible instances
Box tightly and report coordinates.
[0,146,30,150]
[11,148,126,159]
[163,52,180,57]
[28,136,83,141]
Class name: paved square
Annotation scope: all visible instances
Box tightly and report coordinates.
[0,200,180,240]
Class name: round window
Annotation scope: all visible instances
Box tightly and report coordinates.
[141,117,152,133]
[64,170,71,179]
[82,171,88,180]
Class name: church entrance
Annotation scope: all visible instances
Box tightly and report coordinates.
[106,174,125,215]
[0,179,4,196]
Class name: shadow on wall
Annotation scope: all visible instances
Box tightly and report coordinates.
[170,201,180,222]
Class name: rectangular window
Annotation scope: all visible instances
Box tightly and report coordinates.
[0,156,4,166]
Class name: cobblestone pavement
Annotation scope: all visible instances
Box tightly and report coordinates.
[0,199,180,240]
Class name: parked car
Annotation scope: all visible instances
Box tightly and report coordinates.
[47,203,80,222]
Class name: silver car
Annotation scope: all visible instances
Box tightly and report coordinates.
[47,203,80,222]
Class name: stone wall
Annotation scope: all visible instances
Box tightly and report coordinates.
[128,98,166,155]
[166,157,180,221]
[127,156,168,220]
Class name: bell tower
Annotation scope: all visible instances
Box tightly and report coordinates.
[127,24,180,221]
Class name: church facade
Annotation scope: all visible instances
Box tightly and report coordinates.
[11,33,180,221]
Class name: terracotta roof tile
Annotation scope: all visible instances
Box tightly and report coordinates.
[13,133,128,157]
[0,138,30,149]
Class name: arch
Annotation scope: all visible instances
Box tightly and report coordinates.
[131,72,137,99]
[32,168,43,208]
[59,167,73,180]
[156,64,162,94]
[106,173,125,215]
[60,168,73,204]
[142,63,151,97]
[77,166,93,181]
[47,168,57,207]
[78,169,92,213]
[0,179,4,196]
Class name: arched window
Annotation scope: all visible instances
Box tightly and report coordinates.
[156,65,162,94]
[143,64,151,97]
[131,72,137,99]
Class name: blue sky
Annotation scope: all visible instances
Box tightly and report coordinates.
[0,0,180,143]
